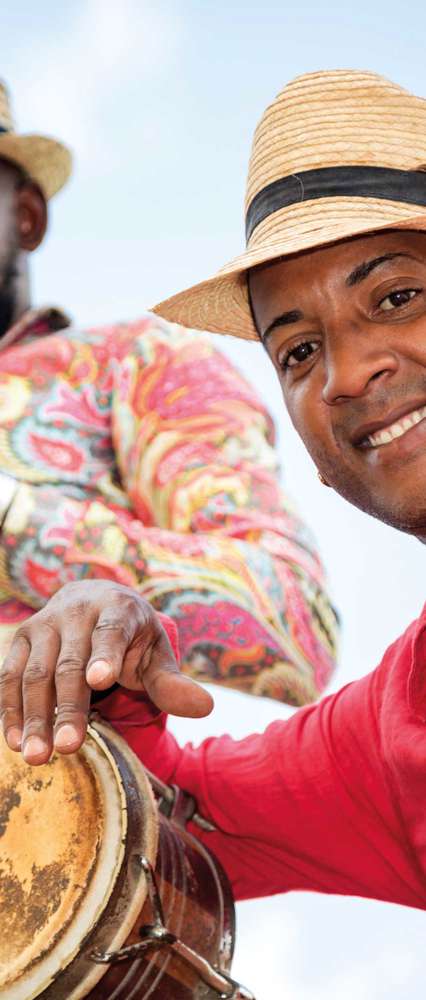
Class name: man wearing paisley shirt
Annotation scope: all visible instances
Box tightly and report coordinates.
[0,80,337,705]
[4,68,426,920]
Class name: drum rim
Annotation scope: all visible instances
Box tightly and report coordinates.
[57,721,160,1000]
[0,722,159,1000]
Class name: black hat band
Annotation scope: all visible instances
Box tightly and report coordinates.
[245,165,426,243]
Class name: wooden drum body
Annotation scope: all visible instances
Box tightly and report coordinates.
[0,719,253,1000]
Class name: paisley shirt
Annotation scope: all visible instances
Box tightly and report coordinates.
[0,307,338,704]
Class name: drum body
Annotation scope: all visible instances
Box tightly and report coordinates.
[0,719,235,1000]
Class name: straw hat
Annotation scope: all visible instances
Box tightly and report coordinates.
[0,81,71,200]
[153,70,426,340]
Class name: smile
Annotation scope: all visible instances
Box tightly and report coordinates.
[366,405,426,448]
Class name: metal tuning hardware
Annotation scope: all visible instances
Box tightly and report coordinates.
[145,768,217,832]
[91,857,256,999]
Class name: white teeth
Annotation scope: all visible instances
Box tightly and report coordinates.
[367,405,426,447]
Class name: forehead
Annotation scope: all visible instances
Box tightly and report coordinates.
[250,229,426,302]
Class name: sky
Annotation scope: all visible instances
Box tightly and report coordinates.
[2,2,426,997]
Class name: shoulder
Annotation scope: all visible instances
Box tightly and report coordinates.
[372,607,426,714]
[61,315,276,434]
[62,313,211,361]
[330,610,426,727]
[105,313,274,414]
[295,610,426,759]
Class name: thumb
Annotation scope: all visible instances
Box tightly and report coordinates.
[139,626,214,718]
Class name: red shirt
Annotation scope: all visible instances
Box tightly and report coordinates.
[98,608,426,909]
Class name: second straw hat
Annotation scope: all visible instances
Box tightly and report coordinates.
[0,81,71,200]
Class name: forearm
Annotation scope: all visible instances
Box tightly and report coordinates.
[98,666,426,910]
[111,325,338,701]
[96,695,340,903]
[68,506,336,703]
[0,481,336,703]
[0,483,99,607]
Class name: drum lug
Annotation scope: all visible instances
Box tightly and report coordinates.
[146,768,217,832]
[91,856,256,999]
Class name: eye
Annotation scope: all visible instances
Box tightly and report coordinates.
[378,288,420,312]
[279,340,320,371]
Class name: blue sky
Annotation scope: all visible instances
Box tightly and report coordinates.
[2,2,426,997]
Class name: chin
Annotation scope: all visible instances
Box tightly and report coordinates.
[356,493,426,538]
[327,472,426,538]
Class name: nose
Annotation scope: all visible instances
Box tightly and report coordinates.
[321,335,399,405]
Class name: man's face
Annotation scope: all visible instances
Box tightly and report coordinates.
[0,161,22,338]
[249,230,426,537]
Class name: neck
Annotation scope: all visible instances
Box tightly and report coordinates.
[11,251,31,323]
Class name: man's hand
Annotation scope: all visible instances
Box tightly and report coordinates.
[0,581,213,766]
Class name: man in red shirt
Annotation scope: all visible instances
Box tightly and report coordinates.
[2,68,426,910]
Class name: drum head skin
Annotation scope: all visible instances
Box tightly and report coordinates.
[0,742,102,986]
[0,724,158,1000]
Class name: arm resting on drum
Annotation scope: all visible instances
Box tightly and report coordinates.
[0,482,334,708]
[98,612,426,911]
[0,316,337,704]
[112,320,338,705]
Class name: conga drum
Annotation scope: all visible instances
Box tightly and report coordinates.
[0,718,254,999]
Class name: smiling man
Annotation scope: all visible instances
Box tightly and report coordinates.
[249,230,426,535]
[3,70,426,913]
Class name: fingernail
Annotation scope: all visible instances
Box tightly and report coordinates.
[23,736,47,760]
[6,726,22,750]
[54,724,79,749]
[87,660,113,685]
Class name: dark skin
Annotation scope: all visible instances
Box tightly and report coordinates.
[0,164,212,765]
[0,582,213,765]
[0,159,47,340]
[6,226,426,766]
[249,229,426,538]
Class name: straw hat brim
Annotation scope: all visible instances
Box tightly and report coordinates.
[153,198,426,340]
[0,133,72,200]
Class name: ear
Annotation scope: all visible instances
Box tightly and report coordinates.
[16,181,48,251]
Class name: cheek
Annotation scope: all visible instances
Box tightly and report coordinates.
[390,319,426,367]
[283,383,332,462]
[410,334,426,366]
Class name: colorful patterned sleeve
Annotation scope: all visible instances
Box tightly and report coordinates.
[0,318,338,704]
[106,319,338,704]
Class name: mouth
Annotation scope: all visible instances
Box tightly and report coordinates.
[354,401,426,449]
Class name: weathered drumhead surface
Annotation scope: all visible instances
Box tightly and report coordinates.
[0,740,103,989]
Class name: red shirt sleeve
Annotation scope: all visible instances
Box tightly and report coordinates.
[98,610,426,910]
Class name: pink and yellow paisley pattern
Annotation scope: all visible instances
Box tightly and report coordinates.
[0,308,338,704]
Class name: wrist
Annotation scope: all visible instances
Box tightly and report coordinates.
[92,684,162,725]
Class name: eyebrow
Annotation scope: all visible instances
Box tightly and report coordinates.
[345,251,419,287]
[260,250,422,341]
[262,309,304,342]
